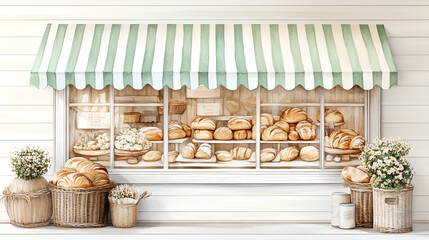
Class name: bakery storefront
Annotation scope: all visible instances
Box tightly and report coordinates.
[30,24,396,183]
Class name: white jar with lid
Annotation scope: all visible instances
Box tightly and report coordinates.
[331,192,351,227]
[339,203,356,229]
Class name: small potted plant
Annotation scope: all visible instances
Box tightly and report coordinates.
[360,138,414,233]
[1,147,52,227]
[109,184,151,228]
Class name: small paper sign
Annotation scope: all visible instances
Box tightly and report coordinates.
[197,103,221,116]
[77,112,110,129]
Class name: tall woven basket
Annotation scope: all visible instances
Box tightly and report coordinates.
[348,181,373,228]
[373,185,414,233]
[48,181,116,228]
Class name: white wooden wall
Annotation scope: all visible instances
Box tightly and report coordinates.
[0,0,429,223]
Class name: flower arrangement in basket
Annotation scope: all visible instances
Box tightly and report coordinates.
[1,147,52,227]
[359,138,414,233]
[109,184,151,228]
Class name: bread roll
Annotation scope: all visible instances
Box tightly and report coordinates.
[79,162,109,181]
[299,146,320,162]
[279,107,308,123]
[139,127,163,141]
[233,130,250,140]
[168,124,186,139]
[193,130,214,140]
[91,176,110,187]
[341,167,370,183]
[273,121,290,133]
[182,124,192,137]
[190,117,216,130]
[195,143,212,159]
[252,125,267,140]
[230,147,253,160]
[53,168,76,185]
[350,136,365,149]
[215,150,233,161]
[65,157,90,170]
[260,148,277,162]
[317,109,344,123]
[142,151,163,162]
[288,127,300,141]
[227,117,252,130]
[280,147,300,161]
[252,113,275,127]
[261,126,288,141]
[214,127,233,140]
[181,143,197,158]
[296,121,316,140]
[168,151,179,163]
[56,173,92,188]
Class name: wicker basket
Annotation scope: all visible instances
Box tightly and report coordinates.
[373,185,414,233]
[345,181,373,228]
[158,99,187,115]
[48,181,116,228]
[123,112,141,123]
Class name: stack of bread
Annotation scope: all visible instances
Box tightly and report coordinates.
[191,117,217,140]
[324,129,365,150]
[215,147,253,161]
[317,109,344,124]
[341,166,370,183]
[181,142,213,159]
[53,157,111,188]
[168,120,192,139]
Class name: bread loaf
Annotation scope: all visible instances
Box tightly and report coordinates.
[341,167,370,183]
[260,148,277,162]
[327,129,364,150]
[261,126,288,141]
[215,150,233,161]
[350,136,365,149]
[280,107,308,123]
[56,173,92,188]
[53,168,76,185]
[139,127,163,141]
[296,120,316,140]
[230,147,253,160]
[317,109,344,123]
[227,117,252,130]
[280,147,300,161]
[288,127,300,141]
[79,162,109,181]
[168,151,179,163]
[190,117,216,130]
[168,123,186,139]
[252,113,275,127]
[273,121,290,133]
[252,125,267,140]
[181,143,197,158]
[233,130,251,140]
[92,176,110,187]
[299,146,320,162]
[142,151,163,162]
[195,143,212,159]
[182,124,192,137]
[214,127,233,140]
[193,130,214,140]
[65,157,90,170]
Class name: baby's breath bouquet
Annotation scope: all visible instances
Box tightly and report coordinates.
[109,184,151,204]
[10,147,51,180]
[359,138,413,190]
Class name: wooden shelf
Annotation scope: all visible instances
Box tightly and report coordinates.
[175,154,217,163]
[261,154,319,168]
[193,139,256,144]
[151,138,190,144]
[170,153,256,168]
[260,140,319,144]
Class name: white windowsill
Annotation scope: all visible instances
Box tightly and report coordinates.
[0,223,428,239]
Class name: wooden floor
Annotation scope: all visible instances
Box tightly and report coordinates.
[0,223,428,240]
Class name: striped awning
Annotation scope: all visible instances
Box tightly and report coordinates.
[30,24,397,91]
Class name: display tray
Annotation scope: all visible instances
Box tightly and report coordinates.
[325,147,361,155]
[175,154,217,163]
[73,148,110,156]
[114,149,149,157]
[260,154,319,168]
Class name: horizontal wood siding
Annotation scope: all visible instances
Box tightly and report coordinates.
[0,0,428,223]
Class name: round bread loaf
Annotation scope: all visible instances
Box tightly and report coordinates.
[299,146,320,162]
[190,117,216,130]
[273,121,290,133]
[91,176,110,187]
[317,109,344,123]
[288,127,300,141]
[261,126,288,141]
[233,130,250,140]
[181,143,197,159]
[350,136,365,149]
[227,117,252,130]
[168,124,186,139]
[279,107,308,123]
[53,168,76,185]
[260,148,277,162]
[214,127,233,140]
[142,151,163,162]
[195,143,212,159]
[79,162,108,181]
[56,173,92,188]
[215,151,233,161]
[65,157,90,170]
[252,113,275,127]
[139,127,163,141]
[193,130,214,140]
[280,146,299,161]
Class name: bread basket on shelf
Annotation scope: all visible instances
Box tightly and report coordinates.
[47,181,116,228]
[343,180,373,228]
[158,99,187,115]
[122,112,141,123]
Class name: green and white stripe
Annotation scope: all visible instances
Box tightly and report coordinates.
[30,24,398,90]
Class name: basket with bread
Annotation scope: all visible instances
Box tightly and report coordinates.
[48,157,115,228]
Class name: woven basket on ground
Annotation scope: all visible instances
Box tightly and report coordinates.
[344,180,373,228]
[47,181,116,228]
[373,185,414,233]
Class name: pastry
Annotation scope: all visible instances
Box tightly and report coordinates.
[142,151,163,162]
[252,113,275,127]
[230,147,253,160]
[215,151,233,161]
[168,151,180,163]
[261,126,288,141]
[139,127,163,141]
[195,143,212,159]
[168,123,186,139]
[193,130,214,140]
[288,127,300,141]
[252,125,267,140]
[227,117,252,130]
[53,168,76,185]
[279,107,308,123]
[317,109,344,123]
[273,121,290,133]
[260,148,277,162]
[181,143,197,159]
[299,146,320,162]
[280,146,299,161]
[56,173,92,188]
[233,130,250,140]
[350,136,365,149]
[213,127,233,140]
[341,167,370,183]
[190,117,216,130]
[79,162,109,181]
